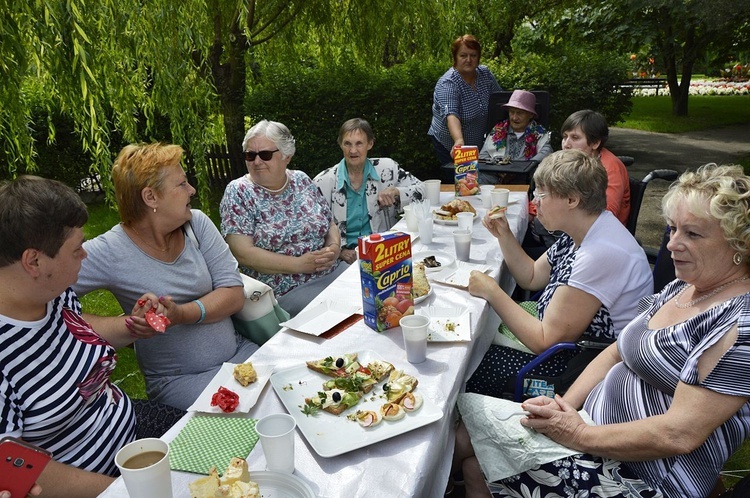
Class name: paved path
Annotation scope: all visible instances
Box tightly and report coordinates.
[607,124,750,248]
[609,124,750,179]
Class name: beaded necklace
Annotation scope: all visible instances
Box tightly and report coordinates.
[673,276,749,309]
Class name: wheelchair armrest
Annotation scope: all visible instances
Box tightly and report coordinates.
[514,342,579,401]
[576,338,613,350]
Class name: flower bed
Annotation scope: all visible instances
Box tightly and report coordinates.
[632,79,750,97]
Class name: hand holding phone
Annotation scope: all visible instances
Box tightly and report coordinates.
[0,437,50,497]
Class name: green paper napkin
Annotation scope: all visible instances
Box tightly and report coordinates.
[169,416,258,474]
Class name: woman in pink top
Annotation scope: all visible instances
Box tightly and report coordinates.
[561,110,631,225]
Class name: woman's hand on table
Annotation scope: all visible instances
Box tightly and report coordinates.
[339,248,357,264]
[467,270,497,300]
[377,187,400,207]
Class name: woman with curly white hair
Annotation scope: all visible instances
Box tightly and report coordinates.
[455,163,750,498]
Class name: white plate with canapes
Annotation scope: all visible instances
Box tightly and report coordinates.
[269,350,443,458]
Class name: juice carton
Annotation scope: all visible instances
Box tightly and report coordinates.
[454,146,480,197]
[358,232,414,332]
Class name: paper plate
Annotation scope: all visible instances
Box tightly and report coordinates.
[412,251,456,273]
[249,471,316,498]
[413,287,433,304]
[279,300,360,336]
[188,362,273,413]
[432,211,477,226]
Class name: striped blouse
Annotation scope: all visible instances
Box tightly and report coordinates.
[0,289,135,476]
[585,280,750,497]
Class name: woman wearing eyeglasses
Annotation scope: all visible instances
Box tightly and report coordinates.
[464,149,653,400]
[220,120,345,317]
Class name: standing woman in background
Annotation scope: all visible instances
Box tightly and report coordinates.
[428,34,502,168]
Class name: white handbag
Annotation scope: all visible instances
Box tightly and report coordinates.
[183,221,290,345]
[231,273,290,345]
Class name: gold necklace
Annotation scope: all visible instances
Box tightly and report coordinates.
[673,276,749,309]
[127,224,173,253]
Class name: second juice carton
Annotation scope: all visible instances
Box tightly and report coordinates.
[454,145,480,196]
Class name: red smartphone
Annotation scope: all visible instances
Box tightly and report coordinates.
[0,436,51,497]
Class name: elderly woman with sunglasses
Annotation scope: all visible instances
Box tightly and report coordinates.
[464,149,653,400]
[220,120,345,318]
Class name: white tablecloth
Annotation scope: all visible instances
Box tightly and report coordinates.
[100,191,528,498]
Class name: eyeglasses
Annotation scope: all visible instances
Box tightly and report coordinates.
[532,190,549,201]
[243,149,279,162]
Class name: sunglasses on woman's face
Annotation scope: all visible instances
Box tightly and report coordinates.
[243,149,279,161]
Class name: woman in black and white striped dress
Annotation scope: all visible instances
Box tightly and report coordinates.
[458,163,750,498]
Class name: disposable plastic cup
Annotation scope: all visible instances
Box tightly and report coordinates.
[453,229,472,262]
[115,438,173,498]
[490,188,510,209]
[480,185,494,209]
[424,180,442,206]
[456,212,474,232]
[403,205,419,232]
[400,314,430,363]
[418,217,434,245]
[256,413,296,474]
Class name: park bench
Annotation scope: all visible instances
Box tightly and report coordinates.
[618,78,667,95]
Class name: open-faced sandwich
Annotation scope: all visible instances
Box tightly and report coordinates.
[304,385,363,415]
[383,369,419,403]
[488,205,508,219]
[433,199,477,221]
[306,353,358,378]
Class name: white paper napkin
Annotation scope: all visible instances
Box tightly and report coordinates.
[457,393,594,482]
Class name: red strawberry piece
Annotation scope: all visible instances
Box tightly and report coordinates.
[145,308,171,333]
[210,386,240,413]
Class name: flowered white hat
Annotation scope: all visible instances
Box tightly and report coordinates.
[503,90,538,118]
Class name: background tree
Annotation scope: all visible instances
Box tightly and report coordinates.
[558,0,750,116]
[0,0,458,191]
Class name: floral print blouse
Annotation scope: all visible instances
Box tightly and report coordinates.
[220,169,339,296]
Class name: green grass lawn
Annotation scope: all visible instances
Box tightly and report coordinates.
[619,95,750,133]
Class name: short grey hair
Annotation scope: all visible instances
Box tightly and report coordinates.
[533,149,607,215]
[242,120,296,159]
